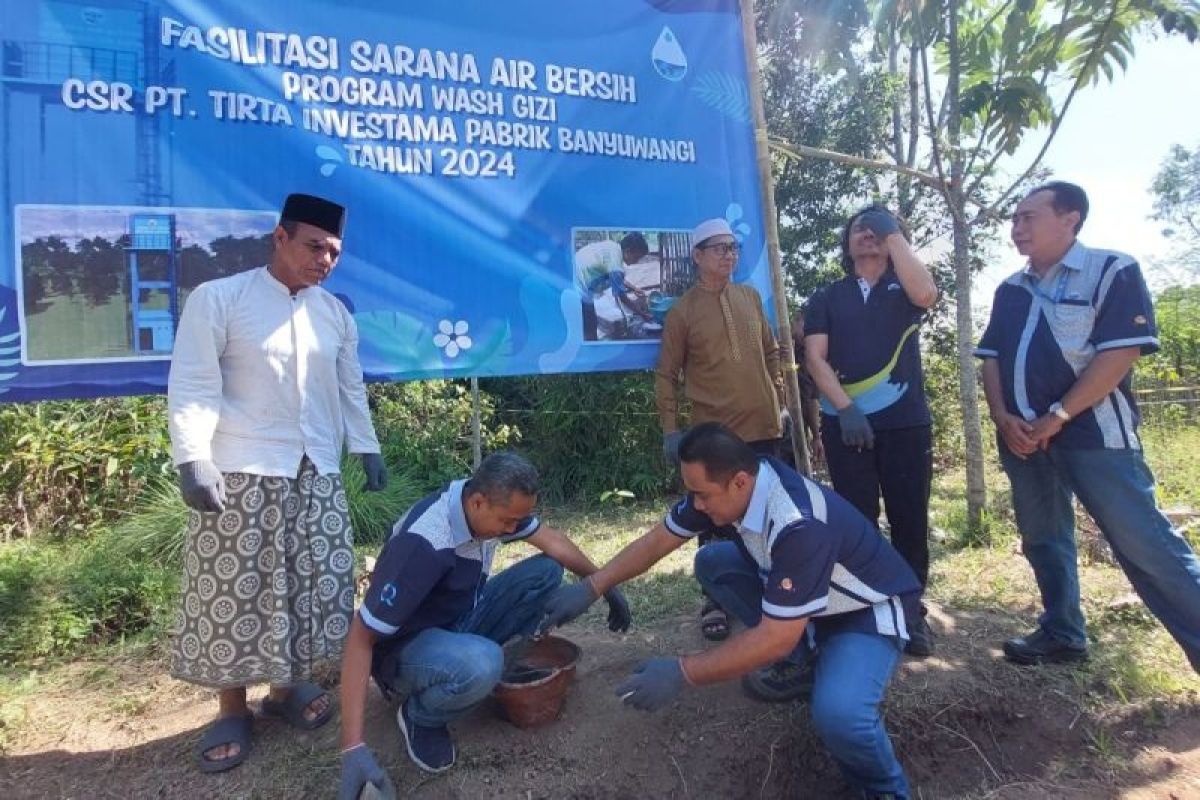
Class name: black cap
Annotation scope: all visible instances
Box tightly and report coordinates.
[280,193,346,237]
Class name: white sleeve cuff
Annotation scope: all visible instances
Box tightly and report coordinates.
[358,605,399,636]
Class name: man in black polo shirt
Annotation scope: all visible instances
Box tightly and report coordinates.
[976,180,1200,668]
[335,452,630,798]
[539,423,919,800]
[804,205,939,656]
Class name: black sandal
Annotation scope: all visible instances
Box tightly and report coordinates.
[196,713,253,774]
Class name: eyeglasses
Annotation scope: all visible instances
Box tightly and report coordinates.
[698,242,740,257]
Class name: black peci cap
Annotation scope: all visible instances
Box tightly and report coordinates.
[280,193,346,237]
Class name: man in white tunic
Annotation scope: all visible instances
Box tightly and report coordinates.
[168,193,387,773]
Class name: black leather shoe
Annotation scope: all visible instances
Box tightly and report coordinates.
[742,658,814,702]
[904,617,934,657]
[1003,629,1088,665]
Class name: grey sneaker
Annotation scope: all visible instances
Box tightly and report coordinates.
[741,658,813,702]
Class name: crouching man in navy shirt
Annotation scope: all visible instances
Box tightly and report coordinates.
[337,452,631,798]
[541,423,919,800]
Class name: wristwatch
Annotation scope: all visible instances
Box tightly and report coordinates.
[1049,401,1071,421]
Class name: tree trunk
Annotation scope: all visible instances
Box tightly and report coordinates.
[952,212,988,531]
[946,0,987,531]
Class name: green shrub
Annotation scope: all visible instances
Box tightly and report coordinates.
[104,477,192,566]
[369,380,515,491]
[339,454,425,546]
[487,372,672,503]
[0,451,425,665]
[0,383,510,540]
[0,535,175,665]
[0,397,172,539]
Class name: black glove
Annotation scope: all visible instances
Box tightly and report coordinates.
[837,402,875,450]
[616,657,686,711]
[359,452,388,492]
[339,744,394,800]
[858,209,900,239]
[663,430,685,463]
[538,579,599,634]
[604,587,632,633]
[178,459,226,513]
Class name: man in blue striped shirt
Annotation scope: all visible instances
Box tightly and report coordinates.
[976,180,1200,668]
[336,452,630,797]
[540,423,919,800]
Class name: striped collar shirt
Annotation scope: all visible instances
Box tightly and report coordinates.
[974,241,1159,450]
[664,458,921,642]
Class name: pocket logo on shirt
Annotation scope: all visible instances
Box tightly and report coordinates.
[1134,315,1147,325]
[779,578,794,592]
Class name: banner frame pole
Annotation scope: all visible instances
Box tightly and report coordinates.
[738,0,811,475]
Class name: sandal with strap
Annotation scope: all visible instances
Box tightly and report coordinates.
[700,601,730,641]
[261,682,333,731]
[196,713,253,774]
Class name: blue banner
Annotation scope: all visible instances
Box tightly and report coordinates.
[0,0,769,402]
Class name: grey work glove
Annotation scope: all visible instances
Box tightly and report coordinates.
[604,587,632,633]
[662,430,685,464]
[339,744,395,800]
[178,459,226,513]
[837,402,875,450]
[359,452,388,492]
[858,208,900,239]
[538,578,599,634]
[616,657,687,711]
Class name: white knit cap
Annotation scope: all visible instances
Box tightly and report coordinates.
[691,217,734,247]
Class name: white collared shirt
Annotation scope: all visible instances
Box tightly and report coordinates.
[168,266,380,476]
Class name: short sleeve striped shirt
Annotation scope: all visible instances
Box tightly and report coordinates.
[975,241,1159,450]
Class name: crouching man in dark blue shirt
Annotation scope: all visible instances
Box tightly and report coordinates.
[337,452,630,799]
[541,423,919,800]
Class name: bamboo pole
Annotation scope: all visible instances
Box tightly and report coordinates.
[471,376,482,470]
[738,0,810,475]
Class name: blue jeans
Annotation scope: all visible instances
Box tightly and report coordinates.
[377,555,564,726]
[1000,445,1200,669]
[695,542,910,799]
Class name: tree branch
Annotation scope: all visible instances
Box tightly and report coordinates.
[906,43,921,169]
[768,137,996,216]
[768,138,943,188]
[965,0,1075,201]
[889,16,906,168]
[976,0,1122,224]
[913,2,961,223]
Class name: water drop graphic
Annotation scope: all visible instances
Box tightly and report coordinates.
[316,144,343,177]
[652,27,687,81]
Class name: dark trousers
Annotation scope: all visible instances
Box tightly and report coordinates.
[822,422,932,589]
[582,300,598,341]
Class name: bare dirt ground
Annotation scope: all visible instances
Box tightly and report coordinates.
[2,604,1200,799]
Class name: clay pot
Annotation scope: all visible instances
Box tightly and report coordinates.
[493,635,581,728]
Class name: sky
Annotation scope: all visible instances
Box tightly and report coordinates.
[975,33,1200,297]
